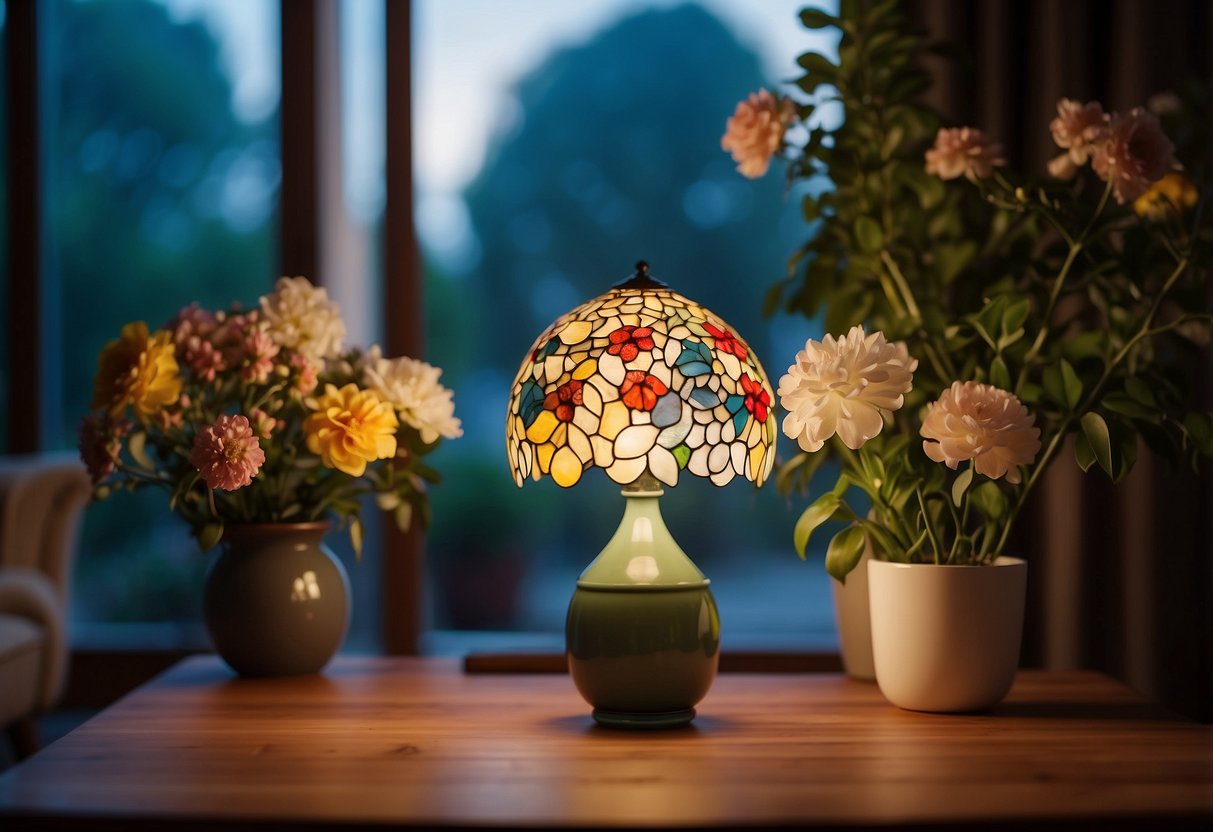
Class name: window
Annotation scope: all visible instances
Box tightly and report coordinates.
[414,0,840,652]
[40,0,281,639]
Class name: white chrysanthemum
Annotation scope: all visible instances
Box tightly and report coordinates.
[920,381,1041,484]
[777,326,917,453]
[259,276,347,363]
[363,347,462,444]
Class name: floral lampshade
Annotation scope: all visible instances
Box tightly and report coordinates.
[505,263,778,491]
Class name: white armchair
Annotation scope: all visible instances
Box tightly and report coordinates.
[0,453,91,759]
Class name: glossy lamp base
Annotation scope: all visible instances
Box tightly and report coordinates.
[565,480,721,729]
[592,707,696,729]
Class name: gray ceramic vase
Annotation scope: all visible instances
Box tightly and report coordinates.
[203,522,350,677]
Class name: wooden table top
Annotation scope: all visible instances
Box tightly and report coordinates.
[1,656,1211,830]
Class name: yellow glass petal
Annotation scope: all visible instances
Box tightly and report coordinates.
[749,443,765,483]
[551,446,584,487]
[536,441,556,474]
[526,410,559,443]
[559,320,593,345]
[572,358,598,380]
[599,401,630,440]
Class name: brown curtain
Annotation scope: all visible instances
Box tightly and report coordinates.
[907,0,1213,721]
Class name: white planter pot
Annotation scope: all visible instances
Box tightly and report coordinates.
[831,546,874,681]
[868,557,1027,712]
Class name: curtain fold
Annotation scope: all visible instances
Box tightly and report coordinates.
[908,0,1213,721]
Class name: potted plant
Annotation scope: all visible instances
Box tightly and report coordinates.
[721,1,1212,709]
[79,277,462,675]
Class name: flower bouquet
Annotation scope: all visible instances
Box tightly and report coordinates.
[79,276,462,554]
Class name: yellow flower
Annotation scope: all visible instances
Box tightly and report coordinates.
[91,322,183,421]
[304,383,398,477]
[1134,172,1198,220]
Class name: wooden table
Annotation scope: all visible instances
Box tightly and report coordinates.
[1,657,1210,830]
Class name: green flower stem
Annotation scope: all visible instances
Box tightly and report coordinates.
[879,250,922,322]
[916,486,943,564]
[995,254,1192,555]
[1017,182,1115,392]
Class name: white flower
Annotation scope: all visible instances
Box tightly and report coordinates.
[259,276,347,363]
[778,326,917,453]
[363,347,462,444]
[920,381,1041,484]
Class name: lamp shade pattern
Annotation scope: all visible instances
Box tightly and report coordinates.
[506,285,777,489]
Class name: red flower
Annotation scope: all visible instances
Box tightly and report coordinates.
[704,323,747,361]
[619,371,669,411]
[544,380,584,422]
[740,374,770,423]
[607,326,655,362]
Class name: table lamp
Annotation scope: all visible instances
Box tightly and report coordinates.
[506,262,777,727]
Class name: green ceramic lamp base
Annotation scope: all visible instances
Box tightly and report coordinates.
[566,476,721,729]
[592,707,697,729]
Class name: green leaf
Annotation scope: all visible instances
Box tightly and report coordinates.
[799,7,838,29]
[1080,412,1113,476]
[1102,393,1159,422]
[988,356,1011,390]
[796,51,839,78]
[349,517,364,562]
[197,523,223,552]
[854,216,884,253]
[1074,432,1096,472]
[128,431,154,470]
[969,481,1007,520]
[1001,297,1031,335]
[793,492,842,559]
[951,466,974,507]
[1124,377,1157,407]
[1059,359,1083,410]
[825,525,867,583]
[394,501,414,532]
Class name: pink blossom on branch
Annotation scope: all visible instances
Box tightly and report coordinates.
[925,127,1006,181]
[190,414,266,491]
[1047,98,1109,179]
[720,89,795,179]
[1091,107,1177,204]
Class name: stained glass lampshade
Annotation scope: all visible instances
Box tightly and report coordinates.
[506,262,777,727]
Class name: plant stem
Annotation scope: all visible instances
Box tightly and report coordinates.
[994,254,1192,554]
[916,487,942,564]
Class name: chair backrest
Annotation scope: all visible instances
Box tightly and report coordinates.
[0,453,92,600]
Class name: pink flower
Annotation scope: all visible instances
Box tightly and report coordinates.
[290,353,319,396]
[181,336,225,382]
[1047,99,1109,179]
[167,303,218,348]
[920,381,1041,484]
[241,329,280,384]
[1092,108,1177,204]
[925,127,1006,181]
[721,89,795,179]
[189,414,266,491]
[249,407,279,439]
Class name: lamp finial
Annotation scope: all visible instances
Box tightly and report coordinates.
[614,260,667,290]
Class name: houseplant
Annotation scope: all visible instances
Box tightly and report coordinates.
[722,0,1212,709]
[80,276,461,674]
